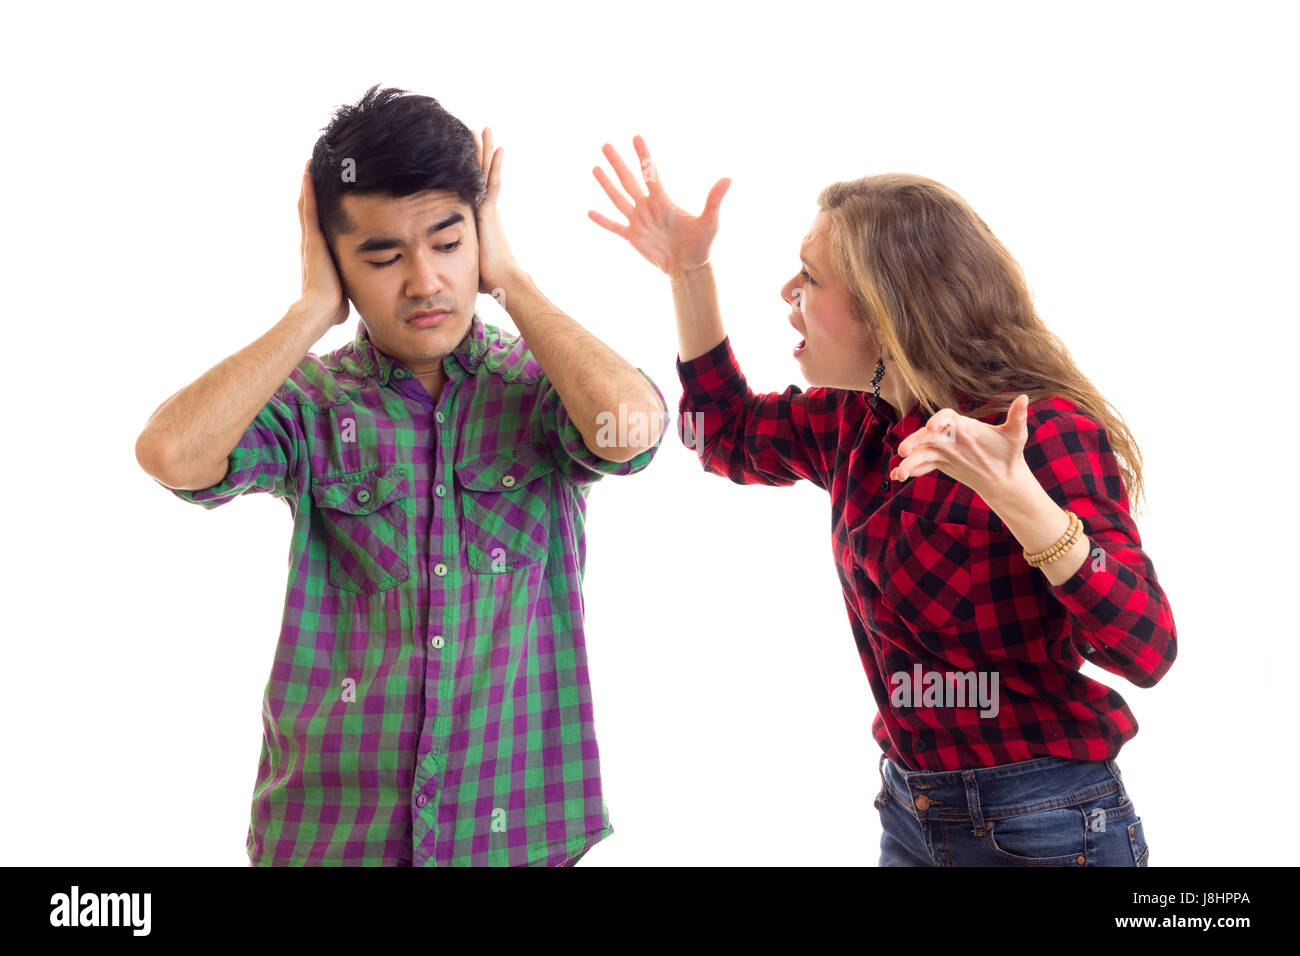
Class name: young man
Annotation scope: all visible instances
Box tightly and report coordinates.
[134,86,666,866]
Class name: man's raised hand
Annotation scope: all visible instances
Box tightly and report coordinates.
[298,159,349,327]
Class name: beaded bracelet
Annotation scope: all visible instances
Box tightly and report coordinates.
[1024,510,1083,568]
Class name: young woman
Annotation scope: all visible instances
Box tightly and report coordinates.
[588,136,1176,867]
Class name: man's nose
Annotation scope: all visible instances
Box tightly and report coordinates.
[405,248,445,299]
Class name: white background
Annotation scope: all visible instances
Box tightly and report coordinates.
[3,0,1295,866]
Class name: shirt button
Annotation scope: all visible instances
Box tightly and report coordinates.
[501,475,516,488]
[416,793,427,808]
[356,488,371,503]
[881,478,889,491]
[435,411,445,424]
[435,484,447,498]
[434,563,448,577]
[916,739,927,751]
[394,368,409,378]
[430,635,444,649]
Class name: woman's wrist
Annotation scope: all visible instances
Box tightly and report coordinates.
[984,462,1089,584]
[669,258,712,282]
[985,463,1054,548]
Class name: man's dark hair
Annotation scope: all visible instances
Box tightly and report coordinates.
[309,84,484,256]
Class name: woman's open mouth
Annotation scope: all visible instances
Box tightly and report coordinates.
[789,314,807,357]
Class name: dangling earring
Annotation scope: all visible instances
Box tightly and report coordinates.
[869,357,885,408]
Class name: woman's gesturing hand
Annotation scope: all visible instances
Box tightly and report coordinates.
[588,135,730,279]
[891,395,1033,502]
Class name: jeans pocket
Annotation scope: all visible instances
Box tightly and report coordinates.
[455,444,554,574]
[310,464,413,594]
[985,805,1088,866]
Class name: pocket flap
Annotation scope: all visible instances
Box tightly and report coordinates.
[455,444,554,492]
[311,465,409,515]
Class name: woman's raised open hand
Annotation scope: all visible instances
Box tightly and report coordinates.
[588,136,730,279]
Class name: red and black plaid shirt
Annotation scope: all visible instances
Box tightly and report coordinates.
[676,336,1177,772]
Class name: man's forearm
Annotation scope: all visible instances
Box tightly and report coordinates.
[494,268,663,461]
[135,301,331,488]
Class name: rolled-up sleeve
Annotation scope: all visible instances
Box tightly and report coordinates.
[533,367,666,486]
[1027,409,1177,687]
[161,390,306,508]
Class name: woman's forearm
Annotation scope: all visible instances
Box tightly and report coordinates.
[985,460,1090,587]
[669,261,727,362]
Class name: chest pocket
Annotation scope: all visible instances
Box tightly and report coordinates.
[868,510,983,635]
[455,444,555,573]
[310,464,413,595]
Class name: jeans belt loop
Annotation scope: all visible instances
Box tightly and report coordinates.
[1105,758,1128,802]
[962,770,989,836]
[874,753,891,809]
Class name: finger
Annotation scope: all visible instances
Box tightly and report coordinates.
[299,175,308,284]
[891,448,940,482]
[897,426,945,458]
[471,128,482,171]
[299,171,308,247]
[487,143,502,197]
[592,166,635,219]
[1002,394,1029,428]
[587,209,630,240]
[601,142,646,202]
[893,460,940,482]
[302,169,316,220]
[703,177,731,218]
[482,127,494,178]
[631,135,664,196]
[299,186,306,277]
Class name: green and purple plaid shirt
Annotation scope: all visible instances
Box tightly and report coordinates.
[160,312,664,865]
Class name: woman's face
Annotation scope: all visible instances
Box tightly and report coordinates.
[781,209,879,390]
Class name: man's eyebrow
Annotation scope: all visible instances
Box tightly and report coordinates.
[353,211,466,254]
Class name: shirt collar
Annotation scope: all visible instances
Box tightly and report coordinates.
[346,312,490,385]
[872,388,985,447]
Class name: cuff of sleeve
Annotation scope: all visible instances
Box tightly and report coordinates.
[163,445,260,509]
[1047,537,1137,629]
[675,335,749,411]
[554,368,666,480]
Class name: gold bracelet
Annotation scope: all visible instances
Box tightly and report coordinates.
[1024,510,1083,568]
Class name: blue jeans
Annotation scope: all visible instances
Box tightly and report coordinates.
[874,752,1150,866]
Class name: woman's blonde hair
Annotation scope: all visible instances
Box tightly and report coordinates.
[817,173,1146,515]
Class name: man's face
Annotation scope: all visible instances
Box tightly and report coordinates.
[333,188,478,367]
